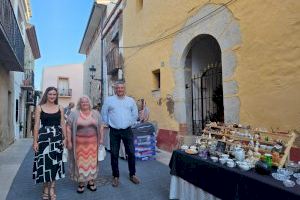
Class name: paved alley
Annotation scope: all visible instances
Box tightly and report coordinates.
[3,139,171,200]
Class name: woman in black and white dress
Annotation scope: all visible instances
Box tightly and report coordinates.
[32,87,66,200]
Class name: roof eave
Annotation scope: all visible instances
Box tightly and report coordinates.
[79,3,107,54]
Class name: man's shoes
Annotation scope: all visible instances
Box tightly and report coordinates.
[112,177,119,187]
[129,175,140,184]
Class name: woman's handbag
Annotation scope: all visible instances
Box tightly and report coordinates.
[62,147,68,162]
[98,145,106,161]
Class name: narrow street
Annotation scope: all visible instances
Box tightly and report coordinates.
[0,1,300,199]
[1,139,171,200]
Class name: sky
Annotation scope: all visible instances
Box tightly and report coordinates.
[30,0,94,90]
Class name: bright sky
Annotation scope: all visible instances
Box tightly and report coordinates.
[30,0,93,90]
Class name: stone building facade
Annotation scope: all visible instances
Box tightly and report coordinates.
[121,0,300,151]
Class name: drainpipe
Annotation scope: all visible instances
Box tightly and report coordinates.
[100,37,104,107]
[100,6,105,108]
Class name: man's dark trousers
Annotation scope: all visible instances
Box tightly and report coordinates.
[109,127,136,177]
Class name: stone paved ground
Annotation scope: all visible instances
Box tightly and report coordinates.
[0,139,32,200]
[3,139,172,200]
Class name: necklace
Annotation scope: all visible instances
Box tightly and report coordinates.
[79,110,91,120]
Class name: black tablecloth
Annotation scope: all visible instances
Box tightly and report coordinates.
[169,150,300,200]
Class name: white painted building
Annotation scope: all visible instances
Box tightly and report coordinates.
[0,0,40,151]
[79,0,125,108]
[41,64,84,108]
[79,1,108,107]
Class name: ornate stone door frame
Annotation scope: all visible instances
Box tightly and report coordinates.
[170,4,241,128]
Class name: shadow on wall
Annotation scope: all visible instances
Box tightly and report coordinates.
[156,94,175,117]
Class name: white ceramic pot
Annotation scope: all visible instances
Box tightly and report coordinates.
[227,160,235,168]
[234,147,245,161]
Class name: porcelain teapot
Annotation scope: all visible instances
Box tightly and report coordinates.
[234,147,245,161]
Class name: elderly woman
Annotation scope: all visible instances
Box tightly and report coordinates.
[137,99,150,122]
[66,95,104,193]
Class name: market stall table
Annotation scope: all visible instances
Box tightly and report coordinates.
[169,150,300,200]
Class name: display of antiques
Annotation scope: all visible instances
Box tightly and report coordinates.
[180,122,300,188]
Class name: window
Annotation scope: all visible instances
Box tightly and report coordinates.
[152,69,160,91]
[58,77,71,96]
[136,0,143,11]
[107,34,121,74]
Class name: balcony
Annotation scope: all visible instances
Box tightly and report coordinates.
[58,88,72,97]
[0,0,25,71]
[26,91,34,105]
[21,69,34,90]
[106,47,123,75]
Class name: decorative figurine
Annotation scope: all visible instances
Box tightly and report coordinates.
[222,136,226,142]
[255,141,259,152]
[247,149,254,157]
[249,139,254,147]
[208,132,212,139]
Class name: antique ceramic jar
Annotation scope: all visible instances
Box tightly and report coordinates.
[234,147,245,161]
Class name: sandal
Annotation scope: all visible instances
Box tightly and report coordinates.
[49,183,56,200]
[77,184,85,193]
[42,192,49,200]
[50,193,56,200]
[42,184,49,200]
[87,181,97,191]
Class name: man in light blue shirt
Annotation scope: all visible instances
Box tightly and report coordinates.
[101,81,140,187]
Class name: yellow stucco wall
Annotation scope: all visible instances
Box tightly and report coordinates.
[233,0,300,130]
[122,0,300,132]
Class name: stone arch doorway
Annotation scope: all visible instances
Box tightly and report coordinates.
[170,4,241,135]
[184,34,223,134]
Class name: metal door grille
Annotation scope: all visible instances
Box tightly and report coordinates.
[192,64,224,135]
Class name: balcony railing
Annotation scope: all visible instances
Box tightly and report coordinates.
[26,90,34,105]
[106,47,123,75]
[0,0,25,71]
[21,69,34,90]
[58,88,72,97]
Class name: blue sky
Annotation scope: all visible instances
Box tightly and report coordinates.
[30,0,93,90]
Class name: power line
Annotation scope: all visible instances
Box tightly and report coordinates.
[119,0,236,49]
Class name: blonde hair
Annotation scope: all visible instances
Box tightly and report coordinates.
[76,95,93,110]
